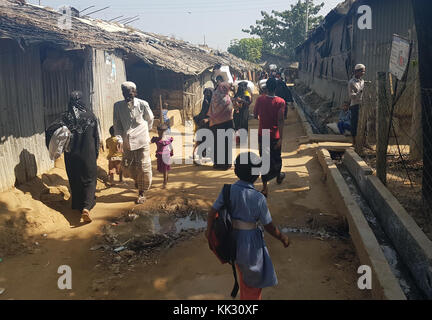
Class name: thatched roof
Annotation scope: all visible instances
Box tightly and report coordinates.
[0,0,259,75]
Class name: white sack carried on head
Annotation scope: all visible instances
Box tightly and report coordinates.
[214,66,233,84]
[233,80,255,96]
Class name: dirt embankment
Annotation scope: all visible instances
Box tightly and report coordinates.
[294,82,340,133]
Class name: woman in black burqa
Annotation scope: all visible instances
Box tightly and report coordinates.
[46,91,100,223]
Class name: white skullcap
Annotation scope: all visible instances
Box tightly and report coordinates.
[121,81,136,90]
[355,64,366,71]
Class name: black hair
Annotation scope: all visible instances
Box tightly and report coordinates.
[266,77,277,92]
[216,75,224,82]
[109,125,115,136]
[214,63,222,70]
[234,152,261,184]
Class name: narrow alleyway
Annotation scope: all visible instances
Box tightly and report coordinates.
[0,108,370,300]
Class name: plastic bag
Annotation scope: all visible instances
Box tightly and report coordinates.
[48,126,71,160]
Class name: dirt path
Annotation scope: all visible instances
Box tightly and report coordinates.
[0,108,371,300]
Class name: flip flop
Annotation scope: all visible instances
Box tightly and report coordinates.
[81,209,92,223]
[135,195,146,204]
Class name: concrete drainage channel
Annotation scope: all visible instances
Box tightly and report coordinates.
[318,148,432,300]
[336,159,423,299]
[291,88,432,299]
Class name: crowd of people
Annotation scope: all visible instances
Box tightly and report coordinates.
[43,64,319,300]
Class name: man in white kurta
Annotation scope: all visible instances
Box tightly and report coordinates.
[113,81,154,204]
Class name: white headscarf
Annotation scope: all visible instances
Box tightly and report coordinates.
[355,64,366,71]
[121,81,137,90]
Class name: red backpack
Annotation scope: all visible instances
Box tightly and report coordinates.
[207,184,239,298]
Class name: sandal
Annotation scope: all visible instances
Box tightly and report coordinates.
[135,195,146,204]
[81,209,92,223]
[277,172,286,185]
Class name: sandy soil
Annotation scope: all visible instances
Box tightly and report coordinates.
[0,108,371,300]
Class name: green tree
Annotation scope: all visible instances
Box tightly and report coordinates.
[243,0,324,60]
[227,38,263,63]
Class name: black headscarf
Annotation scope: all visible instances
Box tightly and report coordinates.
[45,91,99,155]
[63,91,94,134]
[194,88,213,126]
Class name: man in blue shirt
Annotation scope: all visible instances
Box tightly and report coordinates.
[338,101,352,135]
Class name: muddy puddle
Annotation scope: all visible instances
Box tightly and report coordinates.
[90,204,208,275]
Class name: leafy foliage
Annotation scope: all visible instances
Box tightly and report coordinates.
[227,38,263,63]
[242,0,324,60]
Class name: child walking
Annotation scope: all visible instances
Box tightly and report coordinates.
[206,152,290,300]
[151,124,173,188]
[106,126,123,184]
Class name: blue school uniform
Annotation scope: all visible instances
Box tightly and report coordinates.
[212,180,278,288]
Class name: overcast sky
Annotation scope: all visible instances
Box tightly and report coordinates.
[28,0,342,51]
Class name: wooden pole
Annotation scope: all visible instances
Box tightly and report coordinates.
[376,72,390,185]
[159,94,164,125]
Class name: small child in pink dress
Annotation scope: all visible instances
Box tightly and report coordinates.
[151,124,173,188]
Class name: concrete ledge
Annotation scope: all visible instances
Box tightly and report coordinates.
[364,176,432,298]
[293,101,314,137]
[343,148,373,190]
[309,134,352,143]
[342,148,432,298]
[317,148,406,300]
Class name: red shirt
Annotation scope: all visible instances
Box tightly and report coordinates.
[254,95,286,139]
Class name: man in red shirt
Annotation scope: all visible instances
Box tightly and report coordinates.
[254,77,286,197]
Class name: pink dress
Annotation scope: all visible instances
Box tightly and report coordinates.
[151,136,174,173]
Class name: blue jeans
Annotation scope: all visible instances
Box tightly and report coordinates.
[338,121,351,134]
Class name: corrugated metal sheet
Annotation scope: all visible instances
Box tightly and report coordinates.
[296,0,420,145]
[351,0,419,143]
[92,49,127,142]
[42,47,93,126]
[352,0,417,78]
[0,39,53,192]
